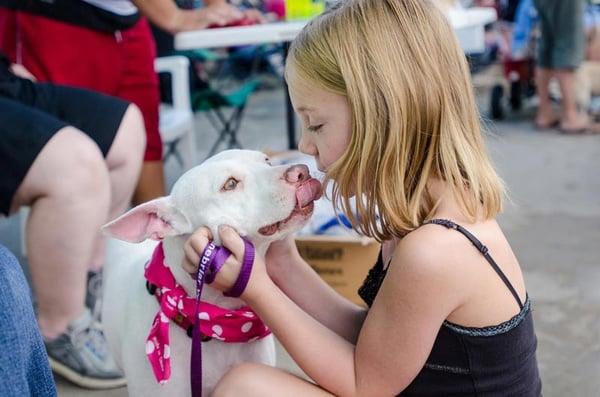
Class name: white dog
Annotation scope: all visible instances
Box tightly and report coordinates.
[101,149,322,396]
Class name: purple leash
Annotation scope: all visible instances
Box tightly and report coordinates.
[190,237,255,397]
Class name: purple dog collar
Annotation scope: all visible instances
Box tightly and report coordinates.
[191,236,256,397]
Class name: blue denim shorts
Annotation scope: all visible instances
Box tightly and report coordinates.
[0,244,57,396]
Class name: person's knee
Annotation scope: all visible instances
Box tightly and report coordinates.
[49,126,111,203]
[12,126,111,212]
[212,363,263,397]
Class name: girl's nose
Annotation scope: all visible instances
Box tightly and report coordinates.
[298,132,317,157]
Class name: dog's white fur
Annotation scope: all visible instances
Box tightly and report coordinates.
[576,61,600,111]
[102,150,319,396]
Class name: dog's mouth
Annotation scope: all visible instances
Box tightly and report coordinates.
[258,178,323,236]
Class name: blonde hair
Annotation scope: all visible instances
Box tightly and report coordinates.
[287,0,505,241]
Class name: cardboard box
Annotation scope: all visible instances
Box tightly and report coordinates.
[295,235,380,306]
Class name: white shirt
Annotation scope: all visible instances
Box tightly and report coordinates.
[80,0,138,16]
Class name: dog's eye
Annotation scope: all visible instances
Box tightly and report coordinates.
[222,178,239,191]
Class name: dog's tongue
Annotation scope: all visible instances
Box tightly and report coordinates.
[296,179,322,208]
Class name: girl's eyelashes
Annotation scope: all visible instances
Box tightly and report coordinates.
[308,123,324,132]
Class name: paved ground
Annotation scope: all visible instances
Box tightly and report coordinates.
[1,86,599,396]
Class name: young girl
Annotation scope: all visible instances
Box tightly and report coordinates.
[182,0,542,395]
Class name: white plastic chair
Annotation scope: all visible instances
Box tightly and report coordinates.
[155,55,197,172]
[18,56,196,257]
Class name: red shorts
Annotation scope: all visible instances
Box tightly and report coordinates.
[0,11,162,161]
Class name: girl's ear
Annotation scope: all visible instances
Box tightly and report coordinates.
[101,197,192,243]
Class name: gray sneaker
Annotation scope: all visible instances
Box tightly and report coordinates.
[44,309,126,389]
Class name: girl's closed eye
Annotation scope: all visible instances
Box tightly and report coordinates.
[308,123,324,133]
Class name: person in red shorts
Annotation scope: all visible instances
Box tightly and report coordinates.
[0,0,256,204]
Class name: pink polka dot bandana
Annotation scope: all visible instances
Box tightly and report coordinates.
[144,243,271,385]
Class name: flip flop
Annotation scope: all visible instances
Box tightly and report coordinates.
[534,119,560,130]
[559,126,591,135]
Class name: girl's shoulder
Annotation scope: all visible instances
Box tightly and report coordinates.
[375,224,473,332]
[387,220,496,293]
[397,218,501,261]
[394,222,468,265]
[388,225,465,283]
[387,219,527,327]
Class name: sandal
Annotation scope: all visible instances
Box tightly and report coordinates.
[560,126,590,135]
[534,119,560,130]
[533,119,560,131]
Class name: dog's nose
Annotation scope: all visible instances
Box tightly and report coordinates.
[285,164,310,184]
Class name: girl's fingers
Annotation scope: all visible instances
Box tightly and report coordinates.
[189,227,212,248]
[218,225,245,261]
[182,227,214,274]
[182,242,200,274]
[182,225,249,290]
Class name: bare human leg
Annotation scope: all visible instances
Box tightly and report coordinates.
[89,104,146,271]
[534,67,559,129]
[131,160,166,205]
[555,69,589,133]
[213,363,334,397]
[9,127,111,339]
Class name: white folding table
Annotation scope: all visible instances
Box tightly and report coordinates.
[174,7,497,148]
[175,8,497,53]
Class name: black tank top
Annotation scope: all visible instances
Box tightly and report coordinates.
[358,219,542,396]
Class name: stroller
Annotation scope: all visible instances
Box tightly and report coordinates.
[468,0,537,119]
[485,0,600,122]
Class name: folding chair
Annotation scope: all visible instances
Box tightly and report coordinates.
[154,55,196,171]
[192,78,259,156]
[181,46,272,158]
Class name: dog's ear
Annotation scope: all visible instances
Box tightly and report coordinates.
[101,197,192,243]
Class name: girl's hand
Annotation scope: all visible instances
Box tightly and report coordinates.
[265,234,302,281]
[182,225,268,300]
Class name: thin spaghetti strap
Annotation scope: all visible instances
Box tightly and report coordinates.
[424,219,524,310]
